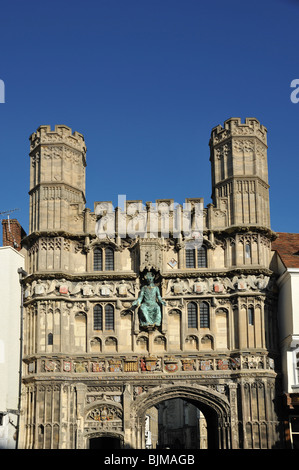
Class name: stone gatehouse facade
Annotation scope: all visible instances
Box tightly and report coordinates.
[18,118,282,449]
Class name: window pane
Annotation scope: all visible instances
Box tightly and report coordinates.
[94,305,103,330]
[200,302,209,328]
[94,248,103,271]
[105,248,114,270]
[105,304,114,330]
[186,249,195,268]
[188,302,198,328]
[197,246,207,267]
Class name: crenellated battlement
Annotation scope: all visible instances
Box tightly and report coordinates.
[209,117,270,229]
[210,117,267,146]
[28,125,87,233]
[29,124,86,154]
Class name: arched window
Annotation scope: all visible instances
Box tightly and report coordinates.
[47,333,53,345]
[248,306,254,325]
[94,248,103,271]
[187,302,198,328]
[200,302,210,328]
[186,245,207,268]
[186,248,196,268]
[93,304,103,330]
[93,247,115,271]
[105,304,114,330]
[197,246,207,267]
[105,247,114,270]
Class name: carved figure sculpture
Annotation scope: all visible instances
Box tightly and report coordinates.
[132,272,166,328]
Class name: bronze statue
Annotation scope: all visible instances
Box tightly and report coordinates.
[132,272,166,328]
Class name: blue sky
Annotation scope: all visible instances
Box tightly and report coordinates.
[0,0,299,244]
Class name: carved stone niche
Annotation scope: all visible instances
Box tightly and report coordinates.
[139,239,163,272]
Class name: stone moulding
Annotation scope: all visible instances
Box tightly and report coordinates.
[24,352,276,380]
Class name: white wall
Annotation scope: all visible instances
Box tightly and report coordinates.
[276,267,299,394]
[0,247,24,449]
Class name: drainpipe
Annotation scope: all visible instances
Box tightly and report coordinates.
[17,267,27,449]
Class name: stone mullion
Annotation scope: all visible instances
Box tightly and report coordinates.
[75,383,86,449]
[227,301,235,351]
[240,380,249,449]
[51,386,55,449]
[259,379,268,448]
[260,300,265,349]
[86,300,92,354]
[228,383,239,449]
[27,386,33,449]
[30,307,35,355]
[178,245,184,269]
[249,382,256,448]
[66,385,75,449]
[34,304,39,354]
[180,303,184,351]
[31,386,37,449]
[123,385,133,448]
[23,387,30,448]
[238,298,245,349]
[27,308,31,356]
[62,385,71,449]
[267,381,276,448]
[28,386,35,449]
[41,387,46,449]
[136,416,143,449]
[256,382,262,448]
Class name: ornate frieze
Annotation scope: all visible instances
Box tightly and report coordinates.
[24,278,137,300]
[165,274,273,297]
[33,352,275,378]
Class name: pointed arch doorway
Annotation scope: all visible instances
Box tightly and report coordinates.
[89,434,122,449]
[156,397,212,449]
[132,384,231,449]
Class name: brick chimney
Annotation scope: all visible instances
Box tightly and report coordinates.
[2,219,26,251]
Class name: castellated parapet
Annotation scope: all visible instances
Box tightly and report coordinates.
[210,117,267,145]
[29,124,87,154]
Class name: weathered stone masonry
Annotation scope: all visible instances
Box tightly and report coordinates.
[18,118,282,449]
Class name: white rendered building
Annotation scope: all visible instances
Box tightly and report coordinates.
[0,245,25,449]
[272,233,299,448]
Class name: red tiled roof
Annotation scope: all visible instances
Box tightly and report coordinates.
[272,232,299,268]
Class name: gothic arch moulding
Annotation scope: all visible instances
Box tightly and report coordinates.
[132,383,230,420]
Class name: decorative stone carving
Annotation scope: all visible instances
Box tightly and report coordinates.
[87,405,122,422]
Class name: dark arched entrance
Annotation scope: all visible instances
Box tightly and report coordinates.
[132,383,231,449]
[89,436,121,449]
[156,397,218,449]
